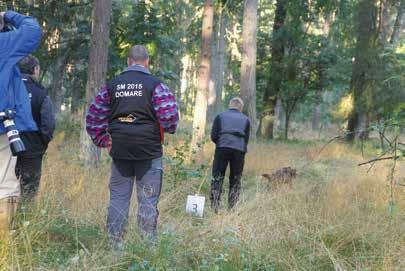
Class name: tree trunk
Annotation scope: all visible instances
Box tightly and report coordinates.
[191,0,214,157]
[312,89,322,131]
[284,111,290,140]
[80,0,112,165]
[347,0,379,142]
[49,58,66,114]
[390,0,405,45]
[356,112,371,140]
[312,15,330,132]
[70,74,82,115]
[208,19,218,122]
[260,0,288,140]
[274,97,282,131]
[240,0,258,140]
[378,0,390,43]
[179,53,191,116]
[214,9,228,116]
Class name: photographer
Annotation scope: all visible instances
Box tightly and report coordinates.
[0,11,42,232]
[16,55,55,201]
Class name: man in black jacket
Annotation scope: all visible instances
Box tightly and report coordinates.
[210,97,250,213]
[16,55,55,201]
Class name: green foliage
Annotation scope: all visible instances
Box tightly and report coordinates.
[3,0,402,133]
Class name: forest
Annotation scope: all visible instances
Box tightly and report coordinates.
[0,0,404,270]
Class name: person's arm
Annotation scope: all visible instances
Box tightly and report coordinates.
[86,85,111,148]
[211,115,221,143]
[245,119,251,144]
[39,96,55,144]
[1,11,42,57]
[152,83,179,134]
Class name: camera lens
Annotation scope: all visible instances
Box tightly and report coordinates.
[3,119,26,155]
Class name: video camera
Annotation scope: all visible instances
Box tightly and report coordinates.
[0,21,13,33]
[1,24,12,32]
[0,109,26,155]
[0,13,13,33]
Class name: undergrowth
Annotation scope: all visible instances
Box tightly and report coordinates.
[0,128,404,270]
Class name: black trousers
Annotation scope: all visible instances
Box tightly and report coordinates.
[15,155,43,201]
[211,147,245,212]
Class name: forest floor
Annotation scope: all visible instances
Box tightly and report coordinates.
[1,125,404,270]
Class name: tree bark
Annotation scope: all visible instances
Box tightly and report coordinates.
[390,0,405,45]
[347,0,379,141]
[312,89,322,131]
[240,0,258,140]
[214,9,228,117]
[274,96,282,131]
[312,15,331,131]
[179,53,191,116]
[260,0,288,140]
[70,73,82,115]
[49,58,66,114]
[80,0,112,165]
[191,0,214,157]
[208,19,218,122]
[284,111,290,140]
[378,0,390,43]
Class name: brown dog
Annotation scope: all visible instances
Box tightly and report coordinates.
[262,167,297,188]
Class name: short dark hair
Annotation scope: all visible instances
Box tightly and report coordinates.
[0,14,4,32]
[128,45,149,62]
[19,55,40,75]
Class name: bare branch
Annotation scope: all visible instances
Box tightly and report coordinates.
[358,155,402,166]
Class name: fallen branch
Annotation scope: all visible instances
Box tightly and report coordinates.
[358,155,402,166]
[366,149,390,173]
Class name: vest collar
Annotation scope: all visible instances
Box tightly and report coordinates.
[21,74,44,90]
[21,74,37,85]
[123,64,151,75]
[21,73,33,81]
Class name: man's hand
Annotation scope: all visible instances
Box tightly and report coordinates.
[106,141,112,153]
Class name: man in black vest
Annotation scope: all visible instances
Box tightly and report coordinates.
[210,97,250,213]
[16,55,55,201]
[86,45,179,242]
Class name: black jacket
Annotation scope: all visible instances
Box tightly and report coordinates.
[211,109,251,153]
[18,74,55,158]
[107,65,163,160]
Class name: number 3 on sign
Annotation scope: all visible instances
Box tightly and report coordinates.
[193,204,198,214]
[186,195,205,217]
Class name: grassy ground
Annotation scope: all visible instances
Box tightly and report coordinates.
[0,128,404,270]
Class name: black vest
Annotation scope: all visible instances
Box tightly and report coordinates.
[217,109,250,153]
[19,75,48,157]
[107,69,163,160]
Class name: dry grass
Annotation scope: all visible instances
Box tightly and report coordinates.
[0,131,404,270]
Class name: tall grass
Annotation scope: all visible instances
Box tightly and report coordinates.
[0,130,404,270]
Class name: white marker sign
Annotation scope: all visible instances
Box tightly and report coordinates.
[186,195,205,217]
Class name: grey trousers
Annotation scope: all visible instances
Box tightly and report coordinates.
[107,158,163,241]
